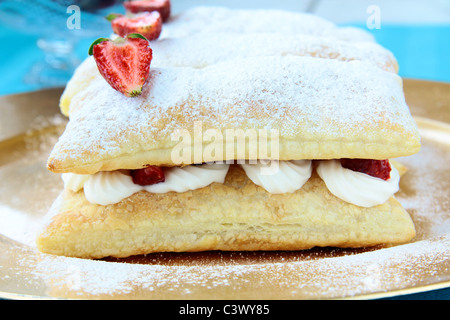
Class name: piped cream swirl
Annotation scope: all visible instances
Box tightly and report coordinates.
[316,160,400,207]
[84,171,142,205]
[61,173,90,192]
[240,160,312,194]
[63,163,230,205]
[62,160,400,207]
[144,164,230,193]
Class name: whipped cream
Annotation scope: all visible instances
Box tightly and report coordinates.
[61,173,90,192]
[63,163,230,205]
[84,171,142,206]
[62,160,399,207]
[316,160,400,207]
[241,160,312,194]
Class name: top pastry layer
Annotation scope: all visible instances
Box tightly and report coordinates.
[48,55,420,174]
[60,33,397,116]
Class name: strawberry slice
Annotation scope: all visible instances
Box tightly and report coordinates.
[130,165,165,186]
[340,159,392,180]
[107,11,162,41]
[124,0,171,22]
[88,34,152,98]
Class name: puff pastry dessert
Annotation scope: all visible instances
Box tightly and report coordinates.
[37,8,420,259]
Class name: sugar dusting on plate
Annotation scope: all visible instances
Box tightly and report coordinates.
[7,235,448,299]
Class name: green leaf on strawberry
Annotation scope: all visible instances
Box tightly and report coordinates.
[88,38,110,56]
[127,33,149,40]
[105,13,123,22]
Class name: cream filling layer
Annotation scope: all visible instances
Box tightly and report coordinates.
[63,163,230,205]
[62,160,399,207]
[316,160,400,207]
[241,160,312,194]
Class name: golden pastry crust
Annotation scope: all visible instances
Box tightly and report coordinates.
[37,165,415,259]
[48,56,420,175]
[59,33,398,116]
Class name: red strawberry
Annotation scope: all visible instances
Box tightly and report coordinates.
[124,0,171,22]
[130,166,165,186]
[107,11,162,41]
[340,159,392,180]
[88,34,152,98]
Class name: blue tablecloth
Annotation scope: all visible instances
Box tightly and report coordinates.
[0,15,448,300]
[347,23,450,83]
[1,22,449,95]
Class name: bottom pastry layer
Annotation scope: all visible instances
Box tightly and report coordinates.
[36,165,415,259]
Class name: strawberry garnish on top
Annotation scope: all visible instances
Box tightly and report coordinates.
[340,159,392,180]
[124,0,171,22]
[88,34,152,98]
[106,11,162,41]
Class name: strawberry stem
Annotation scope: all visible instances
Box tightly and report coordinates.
[88,38,110,56]
[105,13,123,22]
[127,33,149,41]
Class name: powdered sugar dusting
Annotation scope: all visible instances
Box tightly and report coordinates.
[395,121,450,240]
[149,32,397,72]
[51,56,417,169]
[14,235,447,299]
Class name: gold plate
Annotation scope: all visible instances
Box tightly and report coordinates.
[0,80,449,300]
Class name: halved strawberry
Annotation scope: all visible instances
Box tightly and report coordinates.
[340,159,392,180]
[107,11,162,41]
[88,34,152,98]
[130,165,165,186]
[124,0,171,22]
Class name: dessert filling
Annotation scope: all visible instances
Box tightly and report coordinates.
[62,159,398,208]
[62,163,229,205]
[316,160,399,208]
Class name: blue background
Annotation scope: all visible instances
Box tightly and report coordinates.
[0,22,449,95]
[348,23,450,83]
